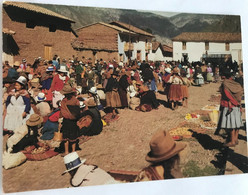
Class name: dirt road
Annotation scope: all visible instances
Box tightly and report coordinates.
[3,82,246,193]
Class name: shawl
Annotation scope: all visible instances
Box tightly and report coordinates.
[222,79,243,104]
[60,96,80,120]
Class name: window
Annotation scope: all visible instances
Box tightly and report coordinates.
[225,42,230,51]
[205,42,209,50]
[49,25,56,32]
[26,20,36,29]
[182,42,186,50]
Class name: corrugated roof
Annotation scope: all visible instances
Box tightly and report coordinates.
[76,22,135,34]
[163,45,173,53]
[172,32,241,43]
[3,1,75,23]
[3,28,16,35]
[110,21,153,37]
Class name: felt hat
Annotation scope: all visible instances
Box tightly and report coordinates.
[62,152,86,175]
[88,87,97,95]
[46,66,54,72]
[146,130,186,163]
[86,98,96,107]
[164,67,171,73]
[136,80,143,86]
[35,92,46,102]
[13,61,20,67]
[57,66,68,73]
[26,114,43,126]
[60,84,75,95]
[172,68,180,74]
[16,76,27,85]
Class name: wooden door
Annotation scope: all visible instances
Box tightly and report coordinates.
[44,45,52,60]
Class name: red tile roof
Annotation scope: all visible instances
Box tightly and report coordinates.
[172,32,241,43]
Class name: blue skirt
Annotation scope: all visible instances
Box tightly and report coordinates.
[218,106,243,129]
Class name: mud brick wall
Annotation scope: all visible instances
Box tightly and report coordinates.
[2,7,76,64]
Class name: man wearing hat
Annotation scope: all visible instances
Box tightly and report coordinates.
[85,66,95,90]
[41,66,54,105]
[135,130,186,181]
[50,66,69,108]
[35,92,51,118]
[20,58,27,71]
[62,152,118,187]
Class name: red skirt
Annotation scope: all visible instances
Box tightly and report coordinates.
[168,84,182,101]
[181,85,189,99]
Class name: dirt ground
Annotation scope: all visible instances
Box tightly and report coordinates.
[2,82,247,193]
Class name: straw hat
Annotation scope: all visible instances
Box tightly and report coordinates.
[26,114,43,126]
[88,87,97,95]
[16,76,27,85]
[62,152,86,175]
[146,130,186,163]
[60,84,75,95]
[35,92,46,102]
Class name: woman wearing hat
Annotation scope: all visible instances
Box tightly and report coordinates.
[59,84,81,156]
[35,92,51,119]
[167,68,183,110]
[88,87,103,111]
[105,71,121,118]
[41,66,55,106]
[162,67,172,102]
[50,66,69,108]
[218,70,243,147]
[135,130,186,181]
[4,76,34,131]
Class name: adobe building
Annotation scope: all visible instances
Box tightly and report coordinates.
[2,1,77,64]
[72,21,153,63]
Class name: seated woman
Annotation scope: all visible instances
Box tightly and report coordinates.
[135,81,159,112]
[135,130,186,181]
[77,99,103,137]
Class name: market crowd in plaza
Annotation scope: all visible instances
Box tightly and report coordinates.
[2,54,244,185]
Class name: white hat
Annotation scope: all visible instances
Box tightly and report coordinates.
[109,64,114,68]
[57,66,68,73]
[35,92,46,102]
[46,66,54,72]
[79,101,86,108]
[62,152,86,175]
[16,76,27,85]
[89,87,97,95]
[164,67,171,73]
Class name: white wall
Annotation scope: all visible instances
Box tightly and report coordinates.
[132,41,146,61]
[173,41,242,63]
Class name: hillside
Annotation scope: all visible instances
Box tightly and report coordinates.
[34,3,241,44]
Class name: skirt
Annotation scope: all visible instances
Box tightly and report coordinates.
[181,85,189,99]
[61,118,80,142]
[118,88,128,107]
[218,106,243,129]
[207,73,213,82]
[106,91,122,108]
[168,84,182,102]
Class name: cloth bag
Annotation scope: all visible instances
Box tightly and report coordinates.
[2,151,27,169]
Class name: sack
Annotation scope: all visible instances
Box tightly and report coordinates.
[2,151,27,169]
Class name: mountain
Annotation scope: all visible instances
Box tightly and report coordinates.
[34,3,241,44]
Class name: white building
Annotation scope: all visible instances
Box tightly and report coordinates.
[110,21,153,62]
[172,32,242,64]
[148,42,173,62]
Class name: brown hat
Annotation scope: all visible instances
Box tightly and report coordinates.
[86,98,96,107]
[146,130,186,163]
[173,68,180,74]
[26,114,43,126]
[60,84,75,95]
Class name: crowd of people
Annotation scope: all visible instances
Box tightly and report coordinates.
[2,54,244,185]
